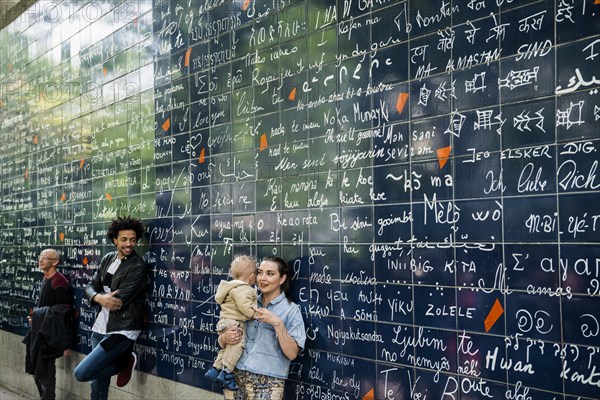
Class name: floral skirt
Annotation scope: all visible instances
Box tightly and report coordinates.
[223,370,285,400]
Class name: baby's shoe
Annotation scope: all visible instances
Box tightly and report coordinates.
[223,377,238,391]
[204,367,221,382]
[216,371,238,391]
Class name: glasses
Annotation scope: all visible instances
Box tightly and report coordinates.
[39,256,57,261]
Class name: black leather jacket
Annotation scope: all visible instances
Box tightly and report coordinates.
[23,304,72,376]
[85,251,147,332]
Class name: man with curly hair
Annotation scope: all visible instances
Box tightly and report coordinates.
[74,216,148,400]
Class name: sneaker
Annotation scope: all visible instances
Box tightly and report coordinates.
[204,367,221,382]
[116,352,137,387]
[223,377,238,391]
[216,371,238,391]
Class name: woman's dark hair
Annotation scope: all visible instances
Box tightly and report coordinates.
[262,256,292,302]
[106,216,145,242]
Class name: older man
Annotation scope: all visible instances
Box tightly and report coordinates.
[25,248,73,400]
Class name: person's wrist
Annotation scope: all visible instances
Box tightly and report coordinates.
[94,293,104,306]
[274,319,284,335]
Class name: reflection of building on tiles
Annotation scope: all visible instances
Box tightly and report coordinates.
[0,1,599,400]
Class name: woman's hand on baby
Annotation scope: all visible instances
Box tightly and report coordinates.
[221,326,242,345]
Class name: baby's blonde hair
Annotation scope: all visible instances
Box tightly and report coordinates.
[230,255,257,280]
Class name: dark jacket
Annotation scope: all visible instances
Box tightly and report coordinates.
[23,304,71,377]
[85,251,147,332]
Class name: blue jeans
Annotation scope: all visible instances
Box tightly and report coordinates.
[74,332,133,400]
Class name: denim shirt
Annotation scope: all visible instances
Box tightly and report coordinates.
[236,292,306,379]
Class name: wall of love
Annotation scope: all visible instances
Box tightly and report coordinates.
[1,0,600,398]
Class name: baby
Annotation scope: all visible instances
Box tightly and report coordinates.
[204,256,257,391]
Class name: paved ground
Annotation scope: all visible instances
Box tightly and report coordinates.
[0,385,30,399]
